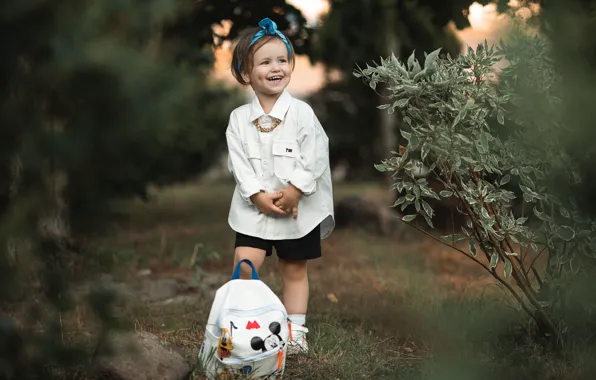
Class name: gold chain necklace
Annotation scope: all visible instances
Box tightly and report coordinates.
[253,116,281,133]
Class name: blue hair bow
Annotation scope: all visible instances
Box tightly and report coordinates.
[237,18,292,74]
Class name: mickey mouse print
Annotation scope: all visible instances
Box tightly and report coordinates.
[217,309,289,360]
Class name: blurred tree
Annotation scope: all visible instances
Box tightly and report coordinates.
[162,0,314,62]
[536,0,596,216]
[307,0,495,179]
[0,0,311,377]
[0,0,312,238]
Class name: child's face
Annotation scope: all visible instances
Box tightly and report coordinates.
[243,39,291,98]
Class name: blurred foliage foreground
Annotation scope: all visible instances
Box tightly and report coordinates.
[358,1,596,351]
[0,0,311,378]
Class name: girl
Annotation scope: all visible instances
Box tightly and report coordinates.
[226,17,335,355]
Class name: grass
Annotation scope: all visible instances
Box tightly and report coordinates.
[8,179,596,379]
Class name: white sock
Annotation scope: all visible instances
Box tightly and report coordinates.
[288,314,306,327]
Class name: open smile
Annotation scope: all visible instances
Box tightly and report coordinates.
[267,76,284,83]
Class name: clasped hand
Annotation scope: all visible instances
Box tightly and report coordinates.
[250,185,302,219]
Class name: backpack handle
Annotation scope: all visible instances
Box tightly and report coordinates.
[231,259,260,280]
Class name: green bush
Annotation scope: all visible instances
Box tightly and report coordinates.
[356,12,596,347]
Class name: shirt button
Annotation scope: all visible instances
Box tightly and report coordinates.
[263,160,268,166]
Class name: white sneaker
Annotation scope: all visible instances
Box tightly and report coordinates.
[287,323,309,355]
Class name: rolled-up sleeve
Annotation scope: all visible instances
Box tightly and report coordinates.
[226,125,263,203]
[287,112,329,196]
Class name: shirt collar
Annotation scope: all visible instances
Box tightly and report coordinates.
[249,90,293,122]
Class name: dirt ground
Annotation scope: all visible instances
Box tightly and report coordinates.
[9,180,560,380]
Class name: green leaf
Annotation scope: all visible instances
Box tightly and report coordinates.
[441,234,466,243]
[469,240,477,257]
[421,199,433,217]
[504,258,512,278]
[504,191,517,200]
[413,186,421,199]
[421,142,429,161]
[394,197,406,206]
[489,253,499,270]
[557,226,575,241]
[401,214,417,222]
[577,230,592,238]
[533,206,552,222]
[500,174,511,186]
[559,206,570,219]
[407,50,416,70]
[374,163,392,172]
[480,132,489,150]
[409,135,421,150]
[497,110,505,125]
[395,98,410,108]
[424,48,441,72]
[377,104,391,110]
[505,251,518,256]
[440,190,453,197]
[481,207,491,220]
[456,133,472,144]
[424,214,434,228]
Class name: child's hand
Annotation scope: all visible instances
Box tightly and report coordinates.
[275,185,302,219]
[250,191,286,216]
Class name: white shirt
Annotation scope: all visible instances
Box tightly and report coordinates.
[226,90,335,240]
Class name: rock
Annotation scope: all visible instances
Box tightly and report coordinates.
[137,268,152,277]
[156,294,201,306]
[93,331,191,380]
[133,278,181,303]
[334,195,402,236]
[72,268,225,309]
[70,278,136,304]
[193,268,228,288]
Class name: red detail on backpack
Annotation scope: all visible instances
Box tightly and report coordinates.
[246,320,260,329]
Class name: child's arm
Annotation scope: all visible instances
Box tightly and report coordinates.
[286,109,330,196]
[226,127,264,204]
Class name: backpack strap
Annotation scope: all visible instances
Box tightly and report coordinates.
[231,259,260,280]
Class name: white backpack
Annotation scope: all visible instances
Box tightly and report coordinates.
[198,259,289,379]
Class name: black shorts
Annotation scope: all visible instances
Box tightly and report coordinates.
[234,225,322,261]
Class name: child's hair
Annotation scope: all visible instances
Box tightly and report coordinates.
[231,21,296,86]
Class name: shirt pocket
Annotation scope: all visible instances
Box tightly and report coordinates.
[243,143,263,177]
[272,141,299,180]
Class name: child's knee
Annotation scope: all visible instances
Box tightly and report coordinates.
[280,259,307,282]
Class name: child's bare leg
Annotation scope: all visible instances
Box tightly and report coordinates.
[278,258,308,314]
[279,258,309,353]
[233,247,266,279]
